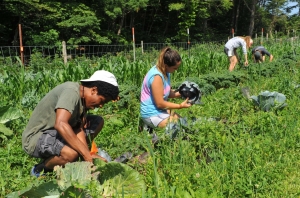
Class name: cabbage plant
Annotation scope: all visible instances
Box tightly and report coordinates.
[250,91,287,111]
[6,159,145,198]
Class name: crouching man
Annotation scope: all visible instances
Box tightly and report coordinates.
[22,70,119,177]
[252,46,273,63]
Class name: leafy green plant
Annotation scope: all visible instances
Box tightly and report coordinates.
[250,91,287,111]
[7,160,145,198]
[0,106,22,141]
[2,41,300,197]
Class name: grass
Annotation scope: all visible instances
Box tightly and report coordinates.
[1,39,300,197]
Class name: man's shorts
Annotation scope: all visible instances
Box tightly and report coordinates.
[254,51,263,61]
[32,115,102,159]
[142,112,170,128]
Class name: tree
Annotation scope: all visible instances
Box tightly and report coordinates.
[264,0,288,36]
[2,0,110,45]
[101,0,148,43]
[287,0,300,16]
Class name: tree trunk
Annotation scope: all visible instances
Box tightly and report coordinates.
[163,11,170,36]
[230,1,235,34]
[203,19,207,31]
[13,17,22,46]
[117,11,125,35]
[248,0,257,36]
[235,0,241,34]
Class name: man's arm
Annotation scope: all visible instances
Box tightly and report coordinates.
[55,108,92,162]
[262,48,273,62]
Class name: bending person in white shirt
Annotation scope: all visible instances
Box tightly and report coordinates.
[224,36,253,72]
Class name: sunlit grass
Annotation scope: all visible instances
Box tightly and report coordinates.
[1,40,300,197]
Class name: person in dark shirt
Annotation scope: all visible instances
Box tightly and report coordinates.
[251,46,273,63]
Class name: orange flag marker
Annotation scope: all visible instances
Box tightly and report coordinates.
[90,140,98,155]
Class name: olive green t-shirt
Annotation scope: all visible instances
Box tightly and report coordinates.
[22,82,83,155]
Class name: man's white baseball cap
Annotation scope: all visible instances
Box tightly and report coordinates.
[80,70,118,87]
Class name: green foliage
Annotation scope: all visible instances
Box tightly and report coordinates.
[0,106,22,142]
[94,159,146,197]
[118,84,140,108]
[168,3,185,11]
[250,91,287,112]
[2,42,300,197]
[29,29,60,46]
[7,160,145,198]
[6,181,61,198]
[0,0,298,45]
[0,106,22,124]
[56,162,92,190]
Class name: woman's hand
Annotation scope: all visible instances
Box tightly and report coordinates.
[179,98,192,109]
[169,89,181,98]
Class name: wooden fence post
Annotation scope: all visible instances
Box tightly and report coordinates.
[132,27,136,62]
[261,28,263,44]
[18,24,24,66]
[62,41,67,65]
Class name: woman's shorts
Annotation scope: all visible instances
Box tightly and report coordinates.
[142,112,170,128]
[224,47,234,57]
[31,115,102,159]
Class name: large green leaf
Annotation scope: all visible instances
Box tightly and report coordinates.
[0,123,13,136]
[0,106,22,124]
[94,159,145,197]
[55,161,93,190]
[6,181,61,198]
[59,186,91,198]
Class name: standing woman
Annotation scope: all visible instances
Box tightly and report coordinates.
[224,36,253,71]
[140,47,191,129]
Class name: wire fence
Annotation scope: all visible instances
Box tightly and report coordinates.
[0,37,298,66]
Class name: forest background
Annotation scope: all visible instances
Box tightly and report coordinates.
[0,0,300,47]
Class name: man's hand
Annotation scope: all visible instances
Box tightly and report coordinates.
[82,154,93,162]
[91,153,108,162]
